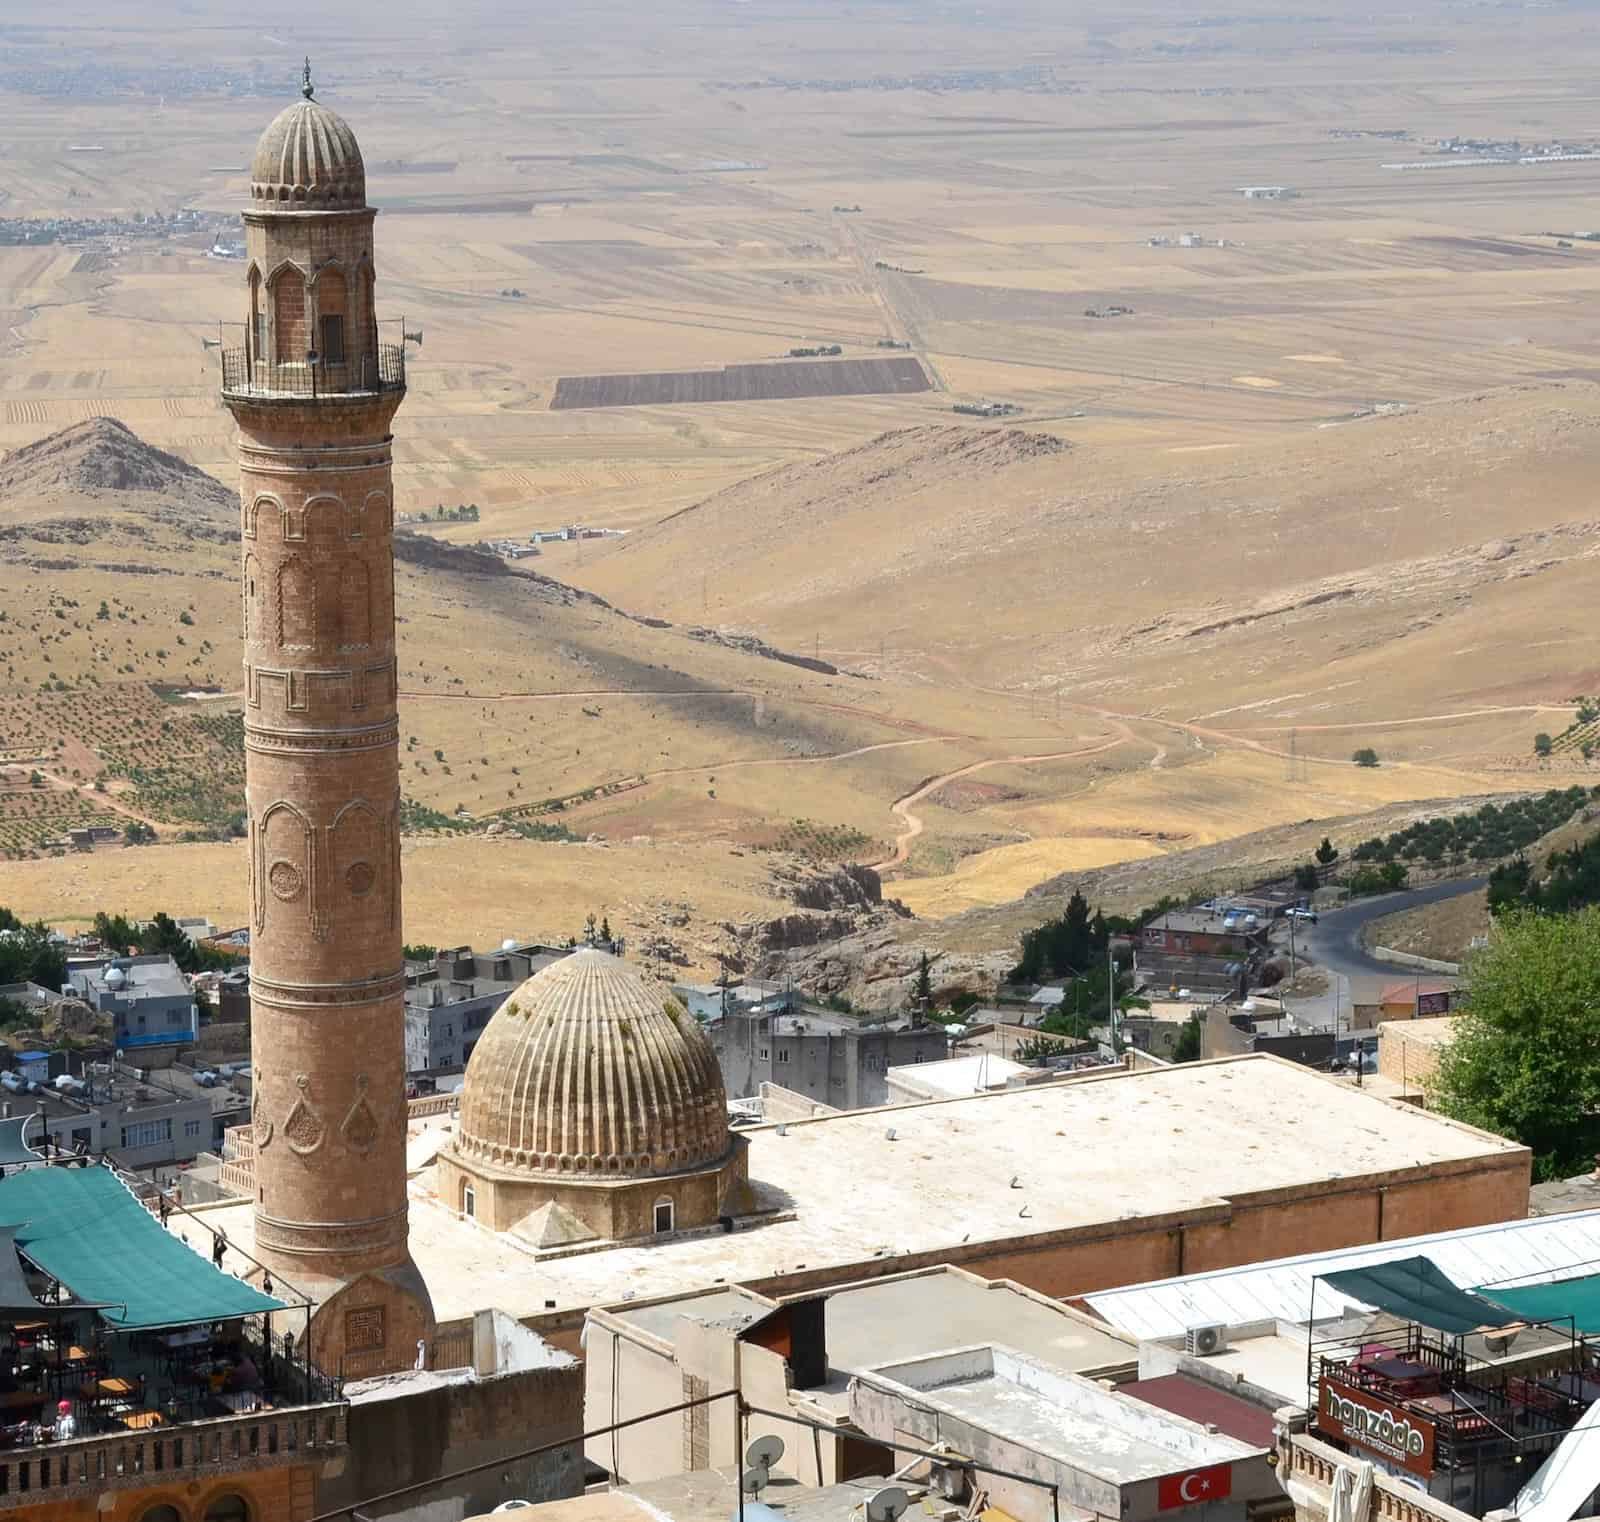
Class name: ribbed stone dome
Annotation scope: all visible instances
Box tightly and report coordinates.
[251,94,366,207]
[455,948,731,1179]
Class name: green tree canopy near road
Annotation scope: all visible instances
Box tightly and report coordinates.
[1431,908,1600,1180]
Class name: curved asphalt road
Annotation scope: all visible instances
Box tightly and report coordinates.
[1295,877,1486,980]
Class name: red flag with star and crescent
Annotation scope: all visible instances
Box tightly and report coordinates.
[1158,1464,1233,1510]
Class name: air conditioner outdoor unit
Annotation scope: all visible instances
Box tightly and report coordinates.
[1185,1324,1228,1357]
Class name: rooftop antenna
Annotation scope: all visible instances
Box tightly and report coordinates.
[302,57,315,101]
[743,1435,786,1497]
[866,1488,911,1522]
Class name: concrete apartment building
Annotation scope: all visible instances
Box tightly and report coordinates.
[851,1344,1276,1522]
[16,1066,214,1169]
[66,954,198,1056]
[710,1004,948,1109]
[584,1265,1142,1486]
[404,941,573,1072]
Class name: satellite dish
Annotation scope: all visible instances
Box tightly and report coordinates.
[743,1434,785,1495]
[867,1488,911,1522]
[492,1504,534,1513]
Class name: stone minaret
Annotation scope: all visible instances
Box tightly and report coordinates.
[221,64,433,1374]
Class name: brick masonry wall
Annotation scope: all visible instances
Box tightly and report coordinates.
[18,1463,319,1522]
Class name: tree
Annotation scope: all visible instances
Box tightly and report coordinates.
[1172,1014,1202,1063]
[1015,1034,1077,1064]
[403,943,437,962]
[1432,908,1600,1179]
[600,916,612,943]
[1352,748,1380,768]
[1534,733,1554,758]
[914,952,932,1006]
[1294,863,1319,891]
[1315,837,1339,866]
[0,913,65,992]
[123,821,156,846]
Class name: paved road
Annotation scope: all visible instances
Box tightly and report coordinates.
[1276,876,1483,1033]
[1295,877,1485,981]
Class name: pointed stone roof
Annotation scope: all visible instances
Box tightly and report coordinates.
[455,948,732,1180]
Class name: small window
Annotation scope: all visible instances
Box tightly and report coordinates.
[758,1047,769,1061]
[252,312,266,360]
[319,313,346,364]
[776,1048,791,1064]
[462,1183,476,1219]
[184,1119,202,1138]
[654,1199,674,1234]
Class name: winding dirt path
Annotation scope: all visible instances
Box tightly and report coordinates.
[866,734,1131,872]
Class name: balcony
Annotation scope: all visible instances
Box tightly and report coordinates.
[0,1401,345,1508]
[219,343,405,401]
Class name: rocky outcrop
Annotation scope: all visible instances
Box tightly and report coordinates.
[686,625,839,676]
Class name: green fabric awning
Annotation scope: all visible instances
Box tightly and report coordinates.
[1479,1276,1600,1335]
[0,1164,287,1330]
[0,1115,44,1168]
[1320,1255,1523,1336]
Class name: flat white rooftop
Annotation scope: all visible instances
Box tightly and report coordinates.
[1085,1206,1600,1342]
[857,1345,1260,1482]
[886,1052,1030,1097]
[185,1055,1526,1323]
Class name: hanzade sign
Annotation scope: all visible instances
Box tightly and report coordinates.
[1319,1379,1437,1478]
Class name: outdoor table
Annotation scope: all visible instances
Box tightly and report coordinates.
[81,1376,136,1402]
[120,1409,164,1431]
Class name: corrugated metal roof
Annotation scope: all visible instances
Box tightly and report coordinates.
[1084,1209,1600,1340]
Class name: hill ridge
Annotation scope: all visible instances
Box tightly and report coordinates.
[0,416,235,509]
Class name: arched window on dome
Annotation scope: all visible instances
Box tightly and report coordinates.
[653,1197,675,1235]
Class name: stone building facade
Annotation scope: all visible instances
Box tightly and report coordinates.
[220,70,432,1375]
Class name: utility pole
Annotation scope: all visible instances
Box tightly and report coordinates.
[1108,942,1118,1055]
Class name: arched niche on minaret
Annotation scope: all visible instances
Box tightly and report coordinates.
[257,800,315,936]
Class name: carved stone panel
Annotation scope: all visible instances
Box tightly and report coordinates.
[341,1074,380,1155]
[283,1074,325,1155]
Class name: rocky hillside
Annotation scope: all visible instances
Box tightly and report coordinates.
[0,416,234,513]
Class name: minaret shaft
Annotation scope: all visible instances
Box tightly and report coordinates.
[222,90,432,1375]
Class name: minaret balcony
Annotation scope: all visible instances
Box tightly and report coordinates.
[220,343,405,402]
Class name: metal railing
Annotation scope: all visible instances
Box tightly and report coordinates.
[337,1324,473,1384]
[0,1402,345,1506]
[220,343,404,398]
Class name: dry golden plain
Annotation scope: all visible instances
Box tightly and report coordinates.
[5,0,1600,954]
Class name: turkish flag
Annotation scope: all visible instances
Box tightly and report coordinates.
[1158,1465,1233,1510]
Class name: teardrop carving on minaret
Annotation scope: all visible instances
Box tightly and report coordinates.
[341,1074,379,1155]
[254,1088,274,1150]
[283,1073,325,1155]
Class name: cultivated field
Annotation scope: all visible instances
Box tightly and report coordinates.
[4,0,1600,961]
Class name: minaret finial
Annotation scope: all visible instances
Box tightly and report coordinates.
[301,57,314,100]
